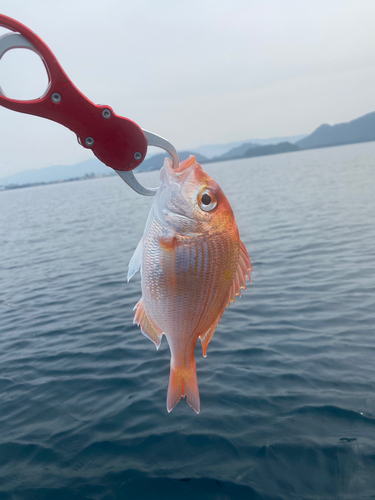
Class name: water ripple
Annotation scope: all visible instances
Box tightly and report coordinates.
[1,143,375,498]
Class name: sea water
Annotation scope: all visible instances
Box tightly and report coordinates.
[1,142,375,499]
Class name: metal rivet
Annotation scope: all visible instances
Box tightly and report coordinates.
[85,137,94,147]
[102,109,111,119]
[134,152,142,160]
[51,92,61,103]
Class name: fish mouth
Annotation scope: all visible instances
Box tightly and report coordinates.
[160,155,198,188]
[174,155,197,174]
[155,155,201,231]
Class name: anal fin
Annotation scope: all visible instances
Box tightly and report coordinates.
[200,311,224,358]
[133,298,163,350]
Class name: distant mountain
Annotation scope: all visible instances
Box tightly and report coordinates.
[192,141,251,159]
[243,142,300,158]
[192,134,307,159]
[2,111,374,188]
[218,142,257,160]
[296,112,375,149]
[0,158,111,186]
[244,134,307,146]
[0,151,207,186]
[206,142,300,163]
[137,151,208,172]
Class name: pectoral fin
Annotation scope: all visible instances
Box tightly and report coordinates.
[127,237,143,282]
[133,298,163,350]
[159,235,177,289]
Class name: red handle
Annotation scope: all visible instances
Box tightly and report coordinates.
[0,14,147,171]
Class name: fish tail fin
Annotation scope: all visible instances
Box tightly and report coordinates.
[167,361,200,414]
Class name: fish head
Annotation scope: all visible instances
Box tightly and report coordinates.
[153,155,235,235]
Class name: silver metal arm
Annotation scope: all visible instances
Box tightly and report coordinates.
[115,130,180,196]
[142,130,179,170]
[115,170,158,196]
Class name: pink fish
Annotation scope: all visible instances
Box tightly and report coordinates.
[128,156,252,413]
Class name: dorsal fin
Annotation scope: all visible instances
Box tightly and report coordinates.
[133,298,163,350]
[200,239,252,357]
[227,239,252,306]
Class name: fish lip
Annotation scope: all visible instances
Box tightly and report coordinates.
[160,156,197,188]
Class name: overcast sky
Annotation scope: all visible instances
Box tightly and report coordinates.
[0,0,374,177]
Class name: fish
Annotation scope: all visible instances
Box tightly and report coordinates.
[127,155,252,414]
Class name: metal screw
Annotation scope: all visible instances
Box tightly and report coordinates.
[102,109,111,119]
[134,152,142,161]
[51,92,61,103]
[85,137,94,147]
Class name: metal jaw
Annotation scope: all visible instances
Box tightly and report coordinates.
[116,130,179,196]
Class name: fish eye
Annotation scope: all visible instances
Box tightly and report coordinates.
[198,189,218,212]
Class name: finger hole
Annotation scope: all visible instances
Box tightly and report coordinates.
[0,47,49,100]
